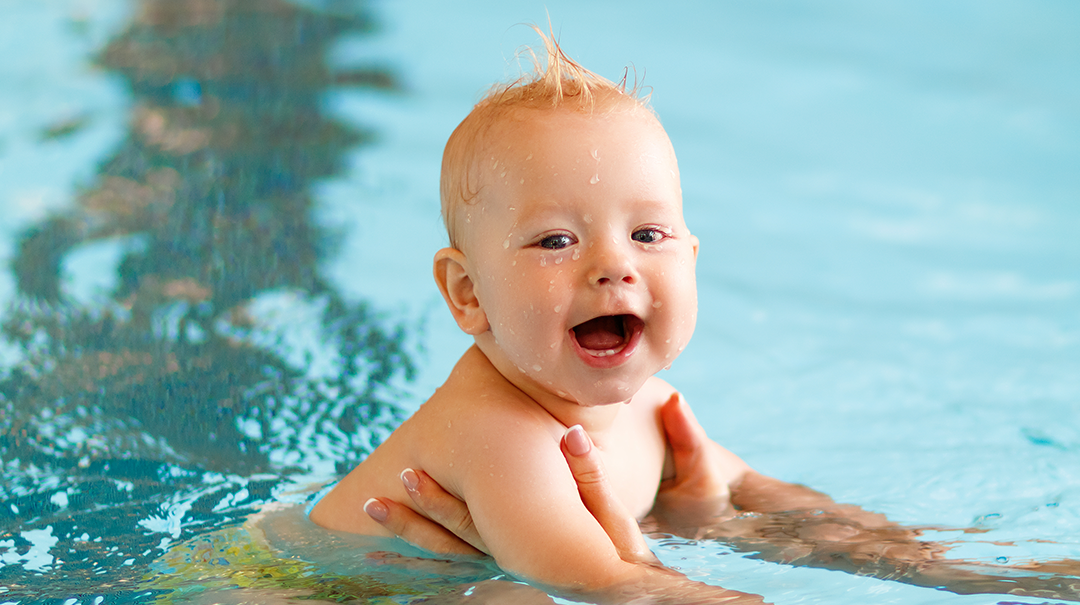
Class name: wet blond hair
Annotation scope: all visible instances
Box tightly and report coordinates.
[439,27,651,249]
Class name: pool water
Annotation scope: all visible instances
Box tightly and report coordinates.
[1,0,1078,603]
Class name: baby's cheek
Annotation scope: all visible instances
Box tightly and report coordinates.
[659,293,696,362]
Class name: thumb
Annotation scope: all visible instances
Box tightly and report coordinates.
[561,425,658,564]
[660,392,708,476]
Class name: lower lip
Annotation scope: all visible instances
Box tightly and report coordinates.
[569,319,644,369]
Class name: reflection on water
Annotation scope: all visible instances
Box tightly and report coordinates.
[0,1,413,601]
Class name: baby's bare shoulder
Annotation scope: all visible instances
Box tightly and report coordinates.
[408,363,560,457]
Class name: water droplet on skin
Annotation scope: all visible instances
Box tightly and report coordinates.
[554,305,562,313]
[572,249,580,261]
[520,179,525,185]
[526,154,533,161]
[653,301,663,308]
[550,342,557,349]
[555,257,564,265]
[500,171,507,178]
[503,239,510,249]
[540,257,547,267]
[590,174,600,184]
[512,260,517,266]
[583,214,592,224]
[665,339,671,344]
[591,149,600,161]
[557,390,567,397]
[532,364,543,372]
[664,364,672,370]
[492,159,498,169]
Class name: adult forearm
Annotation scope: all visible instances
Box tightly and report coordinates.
[711,473,1080,601]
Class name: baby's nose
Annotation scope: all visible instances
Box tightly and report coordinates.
[588,245,638,286]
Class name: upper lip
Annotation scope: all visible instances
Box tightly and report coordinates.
[570,311,639,329]
[568,299,645,329]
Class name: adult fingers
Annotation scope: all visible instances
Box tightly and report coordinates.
[364,495,485,556]
[562,425,658,564]
[399,468,491,555]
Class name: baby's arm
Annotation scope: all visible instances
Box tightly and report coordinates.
[365,427,656,564]
[446,413,763,603]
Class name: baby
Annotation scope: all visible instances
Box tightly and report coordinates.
[310,32,764,603]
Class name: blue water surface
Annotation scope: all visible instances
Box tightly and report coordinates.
[1,0,1077,603]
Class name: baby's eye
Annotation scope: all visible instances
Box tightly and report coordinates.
[538,233,576,250]
[631,228,667,244]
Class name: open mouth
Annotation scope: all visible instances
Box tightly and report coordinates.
[570,314,644,363]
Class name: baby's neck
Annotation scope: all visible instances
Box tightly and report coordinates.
[465,343,633,435]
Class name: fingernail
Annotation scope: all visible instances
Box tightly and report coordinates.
[400,468,419,491]
[565,425,591,457]
[364,498,388,522]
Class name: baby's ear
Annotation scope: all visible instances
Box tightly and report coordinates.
[433,248,489,335]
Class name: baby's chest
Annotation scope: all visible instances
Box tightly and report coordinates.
[596,431,667,520]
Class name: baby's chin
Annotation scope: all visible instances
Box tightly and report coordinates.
[537,356,676,408]
[550,376,651,408]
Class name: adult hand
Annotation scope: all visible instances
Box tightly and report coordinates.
[646,393,746,534]
[365,425,658,565]
[362,468,487,556]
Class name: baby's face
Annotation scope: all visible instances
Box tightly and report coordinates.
[460,107,698,407]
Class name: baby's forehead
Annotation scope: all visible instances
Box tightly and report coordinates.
[467,107,668,186]
[482,104,657,144]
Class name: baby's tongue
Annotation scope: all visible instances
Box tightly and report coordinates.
[574,316,625,350]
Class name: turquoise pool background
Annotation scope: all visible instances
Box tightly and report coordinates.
[1,0,1077,603]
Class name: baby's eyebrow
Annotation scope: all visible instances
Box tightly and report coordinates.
[510,199,572,223]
